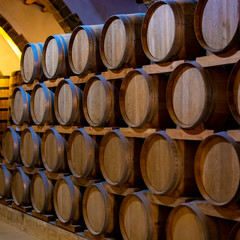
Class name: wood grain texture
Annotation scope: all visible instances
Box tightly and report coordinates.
[229,222,240,240]
[0,163,11,198]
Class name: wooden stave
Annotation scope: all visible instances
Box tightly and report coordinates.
[11,167,31,206]
[41,127,68,172]
[68,24,105,75]
[0,163,11,198]
[194,0,240,54]
[100,13,148,70]
[20,42,45,84]
[31,83,55,125]
[53,176,81,224]
[20,127,41,168]
[54,78,84,126]
[30,171,53,214]
[2,126,20,164]
[42,34,72,79]
[229,222,240,240]
[82,183,117,235]
[67,128,97,178]
[194,132,240,207]
[166,61,230,130]
[11,86,31,125]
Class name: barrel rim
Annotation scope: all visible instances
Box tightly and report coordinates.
[166,61,213,129]
[20,43,43,84]
[141,0,184,62]
[41,127,65,172]
[82,183,111,235]
[100,14,134,70]
[140,131,183,195]
[194,0,240,54]
[68,25,96,75]
[31,83,52,125]
[99,129,133,186]
[119,68,157,127]
[166,202,213,239]
[83,75,113,126]
[54,78,80,125]
[119,191,154,240]
[53,176,79,223]
[11,167,30,206]
[2,126,20,164]
[0,163,11,198]
[194,132,240,206]
[30,171,52,213]
[67,128,95,178]
[20,127,41,168]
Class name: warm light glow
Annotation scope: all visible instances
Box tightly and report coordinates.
[0,27,21,59]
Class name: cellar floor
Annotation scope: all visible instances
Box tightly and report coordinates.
[0,220,41,240]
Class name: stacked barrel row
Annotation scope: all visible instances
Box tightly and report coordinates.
[2,0,240,239]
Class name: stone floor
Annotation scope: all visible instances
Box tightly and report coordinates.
[0,220,41,240]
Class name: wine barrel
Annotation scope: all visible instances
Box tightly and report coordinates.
[11,87,31,125]
[99,130,143,187]
[20,42,44,83]
[166,202,233,240]
[67,128,100,178]
[68,24,105,75]
[83,75,123,127]
[20,127,41,168]
[195,132,240,206]
[0,163,11,198]
[166,62,230,130]
[2,126,20,164]
[11,167,30,206]
[119,68,171,128]
[31,83,55,125]
[229,222,240,240]
[194,0,240,54]
[41,127,67,172]
[142,0,201,63]
[83,183,119,236]
[100,13,148,70]
[42,34,72,79]
[140,131,199,196]
[120,191,169,240]
[30,171,53,214]
[54,79,84,125]
[53,176,81,223]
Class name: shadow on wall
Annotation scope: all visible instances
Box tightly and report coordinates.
[64,0,147,25]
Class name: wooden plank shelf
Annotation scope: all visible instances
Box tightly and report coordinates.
[32,210,55,222]
[56,219,83,233]
[83,230,116,240]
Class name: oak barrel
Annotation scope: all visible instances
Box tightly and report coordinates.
[53,176,82,223]
[99,130,143,187]
[120,191,169,240]
[2,126,20,164]
[142,0,201,62]
[67,128,100,179]
[54,79,84,125]
[20,127,41,168]
[194,0,240,54]
[140,131,198,196]
[195,132,240,206]
[42,34,72,79]
[83,75,123,127]
[100,13,148,69]
[41,127,67,172]
[20,42,44,83]
[11,167,31,206]
[83,183,119,236]
[31,83,55,125]
[30,171,53,214]
[119,68,171,128]
[229,222,240,240]
[0,163,11,198]
[166,62,230,129]
[11,86,31,125]
[68,24,105,75]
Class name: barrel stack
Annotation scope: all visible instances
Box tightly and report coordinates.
[1,0,240,239]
